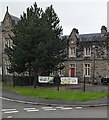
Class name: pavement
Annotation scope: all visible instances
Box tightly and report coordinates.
[1,84,109,107]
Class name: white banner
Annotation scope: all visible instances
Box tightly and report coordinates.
[61,77,78,84]
[38,76,54,83]
[38,76,78,84]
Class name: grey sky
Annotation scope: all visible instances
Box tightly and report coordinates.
[0,0,108,35]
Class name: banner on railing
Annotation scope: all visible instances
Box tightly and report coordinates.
[61,77,78,84]
[38,76,54,83]
[38,76,78,84]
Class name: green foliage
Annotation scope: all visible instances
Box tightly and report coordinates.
[5,2,67,77]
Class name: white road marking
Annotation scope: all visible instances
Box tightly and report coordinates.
[60,107,72,110]
[42,106,56,111]
[2,109,16,112]
[4,111,19,114]
[43,108,57,111]
[56,107,64,109]
[24,108,36,110]
[7,116,12,118]
[26,109,39,112]
[75,107,82,109]
[42,107,53,109]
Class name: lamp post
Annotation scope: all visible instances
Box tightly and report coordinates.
[92,45,95,84]
[106,34,109,78]
[83,75,86,92]
[1,24,4,83]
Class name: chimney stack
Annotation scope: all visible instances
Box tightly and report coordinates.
[7,6,8,12]
[101,26,107,34]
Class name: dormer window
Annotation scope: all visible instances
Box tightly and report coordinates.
[84,47,91,57]
[69,47,76,58]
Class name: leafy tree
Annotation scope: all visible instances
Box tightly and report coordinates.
[5,3,67,88]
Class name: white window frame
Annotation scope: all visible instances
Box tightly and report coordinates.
[84,47,91,57]
[83,63,91,77]
[69,47,76,58]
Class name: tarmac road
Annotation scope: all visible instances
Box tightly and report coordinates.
[2,99,107,118]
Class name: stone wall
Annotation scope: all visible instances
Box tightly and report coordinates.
[64,30,108,83]
[3,75,13,86]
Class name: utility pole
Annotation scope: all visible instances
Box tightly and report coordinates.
[83,75,85,92]
[106,33,109,78]
[1,22,4,82]
[92,45,95,84]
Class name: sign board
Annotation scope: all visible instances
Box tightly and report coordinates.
[61,77,78,84]
[38,76,78,84]
[38,76,54,83]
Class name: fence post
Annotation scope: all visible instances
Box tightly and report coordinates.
[83,75,86,92]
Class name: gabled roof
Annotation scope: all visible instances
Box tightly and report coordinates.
[2,6,19,24]
[11,15,19,24]
[79,33,106,42]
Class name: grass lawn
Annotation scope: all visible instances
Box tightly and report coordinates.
[3,86,108,102]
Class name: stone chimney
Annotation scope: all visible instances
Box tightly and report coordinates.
[72,28,79,39]
[7,6,8,12]
[101,26,107,34]
[72,28,79,34]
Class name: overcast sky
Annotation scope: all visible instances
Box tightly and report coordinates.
[0,0,108,35]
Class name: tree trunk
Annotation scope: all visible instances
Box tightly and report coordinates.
[28,63,32,85]
[29,68,31,86]
[13,74,15,87]
[33,72,39,88]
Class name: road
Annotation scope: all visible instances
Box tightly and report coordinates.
[2,99,107,119]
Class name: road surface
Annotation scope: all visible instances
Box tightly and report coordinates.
[2,99,107,118]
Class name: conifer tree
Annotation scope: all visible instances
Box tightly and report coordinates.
[5,3,67,88]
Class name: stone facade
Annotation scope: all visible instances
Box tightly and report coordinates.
[1,7,109,84]
[1,7,19,77]
[63,27,109,83]
[0,25,2,75]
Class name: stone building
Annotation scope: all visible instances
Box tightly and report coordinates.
[0,25,2,75]
[63,26,109,83]
[1,7,109,84]
[1,7,19,78]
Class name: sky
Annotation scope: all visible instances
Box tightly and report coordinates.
[0,0,108,35]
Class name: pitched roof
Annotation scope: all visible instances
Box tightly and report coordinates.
[79,33,105,42]
[10,15,19,24]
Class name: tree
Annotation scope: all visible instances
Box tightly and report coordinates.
[5,3,67,88]
[5,2,44,85]
[41,5,67,74]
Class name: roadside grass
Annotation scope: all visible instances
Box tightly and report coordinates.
[3,86,108,102]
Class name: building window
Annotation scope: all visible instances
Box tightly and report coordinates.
[84,47,91,56]
[5,65,9,75]
[84,63,91,77]
[70,64,76,68]
[69,47,76,57]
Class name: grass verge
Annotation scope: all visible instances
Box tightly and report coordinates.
[3,86,108,102]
